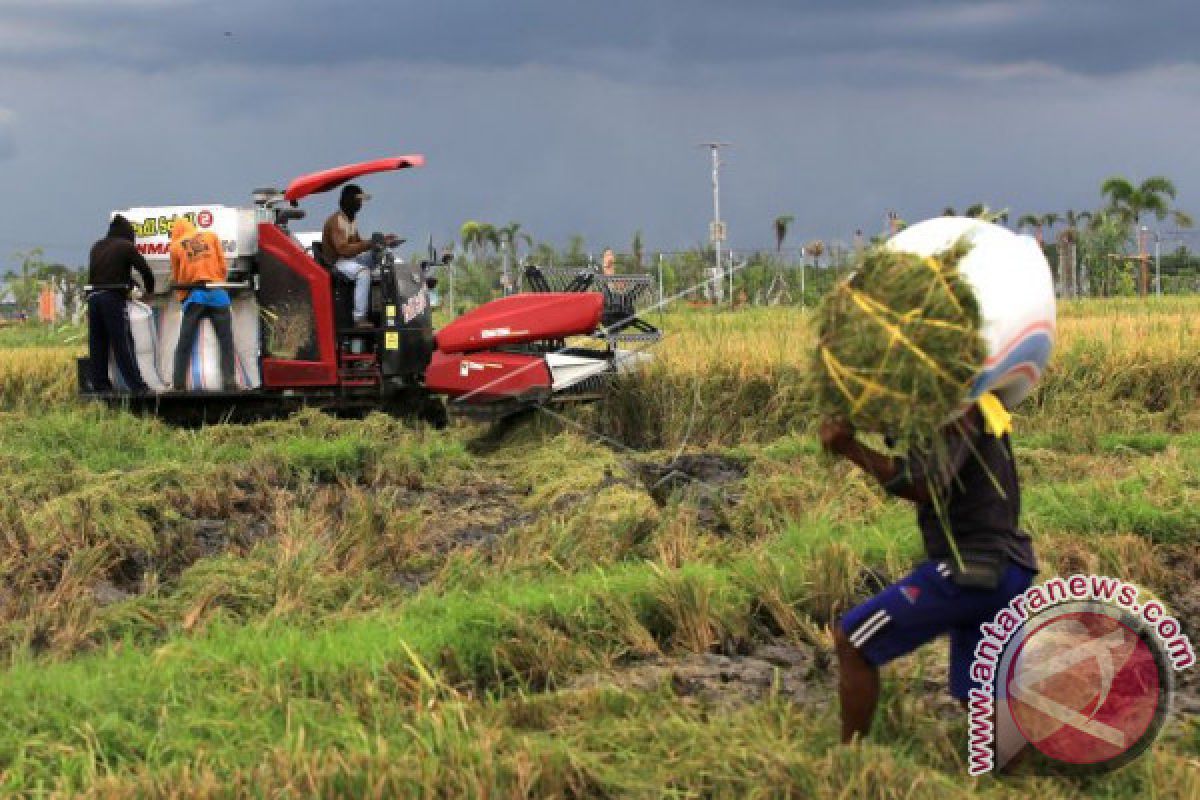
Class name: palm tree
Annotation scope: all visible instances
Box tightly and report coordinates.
[460,221,502,264]
[479,223,500,258]
[1064,209,1091,232]
[805,239,825,268]
[964,203,986,219]
[565,234,586,264]
[533,241,558,266]
[942,206,957,217]
[496,222,530,292]
[1059,210,1092,297]
[1101,176,1194,294]
[1017,213,1043,245]
[632,230,644,268]
[1040,212,1060,241]
[773,215,794,253]
[499,222,532,260]
[459,220,482,262]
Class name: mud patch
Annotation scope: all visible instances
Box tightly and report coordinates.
[570,641,834,710]
[635,453,748,533]
[116,516,270,592]
[421,479,535,557]
[1165,582,1200,715]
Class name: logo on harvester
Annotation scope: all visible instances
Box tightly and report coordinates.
[967,575,1193,775]
[458,359,503,378]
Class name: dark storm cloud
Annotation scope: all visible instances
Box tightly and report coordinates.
[2,1,1199,267]
[0,110,14,160]
[2,1,1197,80]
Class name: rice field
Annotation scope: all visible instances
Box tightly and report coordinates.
[0,299,1197,797]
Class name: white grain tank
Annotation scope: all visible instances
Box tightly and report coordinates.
[886,217,1056,409]
[113,205,263,390]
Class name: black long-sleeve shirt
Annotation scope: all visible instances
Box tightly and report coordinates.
[883,407,1038,572]
[88,236,155,293]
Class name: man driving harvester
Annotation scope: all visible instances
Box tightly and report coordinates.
[819,398,1038,743]
[321,184,398,328]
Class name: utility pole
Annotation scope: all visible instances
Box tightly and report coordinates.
[448,244,457,313]
[887,210,900,236]
[1154,231,1162,297]
[700,142,730,303]
[1138,225,1149,297]
[501,237,512,296]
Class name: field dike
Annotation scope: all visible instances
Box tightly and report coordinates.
[1,304,1199,797]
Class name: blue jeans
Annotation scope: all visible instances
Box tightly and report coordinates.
[173,303,236,390]
[87,290,147,392]
[336,253,374,320]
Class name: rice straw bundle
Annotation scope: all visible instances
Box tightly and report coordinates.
[814,238,986,446]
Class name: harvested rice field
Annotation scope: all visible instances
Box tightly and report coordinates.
[1,300,1198,797]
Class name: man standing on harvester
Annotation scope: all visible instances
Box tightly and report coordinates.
[86,214,156,393]
[820,400,1038,743]
[170,218,236,391]
[321,184,397,328]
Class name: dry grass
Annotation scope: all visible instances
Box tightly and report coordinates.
[591,302,1200,447]
[1,302,1199,797]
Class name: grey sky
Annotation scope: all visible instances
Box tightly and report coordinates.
[2,0,1199,266]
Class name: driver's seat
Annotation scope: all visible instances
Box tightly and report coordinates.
[310,240,357,330]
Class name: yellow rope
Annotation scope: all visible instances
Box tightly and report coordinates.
[819,346,909,410]
[923,255,965,315]
[978,391,1013,437]
[846,288,956,383]
[821,278,980,422]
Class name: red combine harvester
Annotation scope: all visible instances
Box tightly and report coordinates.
[78,156,659,424]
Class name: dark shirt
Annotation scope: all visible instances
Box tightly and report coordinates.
[88,236,155,293]
[883,407,1037,572]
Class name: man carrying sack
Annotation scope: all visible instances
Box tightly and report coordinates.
[170,218,236,390]
[819,398,1038,743]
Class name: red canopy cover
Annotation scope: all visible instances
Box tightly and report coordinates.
[283,155,425,202]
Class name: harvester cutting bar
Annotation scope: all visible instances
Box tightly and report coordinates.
[521,266,660,345]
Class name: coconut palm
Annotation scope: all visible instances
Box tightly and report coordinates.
[1064,209,1092,232]
[533,241,558,266]
[1017,213,1043,244]
[1040,212,1060,241]
[460,221,501,264]
[1101,176,1194,294]
[1059,210,1092,296]
[1101,176,1192,229]
[459,220,482,261]
[964,203,986,219]
[942,206,957,217]
[479,223,500,257]
[632,230,644,268]
[499,222,532,259]
[773,215,794,253]
[805,239,825,267]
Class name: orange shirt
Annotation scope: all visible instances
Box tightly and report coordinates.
[169,219,227,301]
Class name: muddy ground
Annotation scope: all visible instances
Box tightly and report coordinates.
[80,448,1200,727]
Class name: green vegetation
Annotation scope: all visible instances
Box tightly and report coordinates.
[0,300,1197,797]
[813,240,984,445]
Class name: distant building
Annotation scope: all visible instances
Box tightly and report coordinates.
[0,284,18,319]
